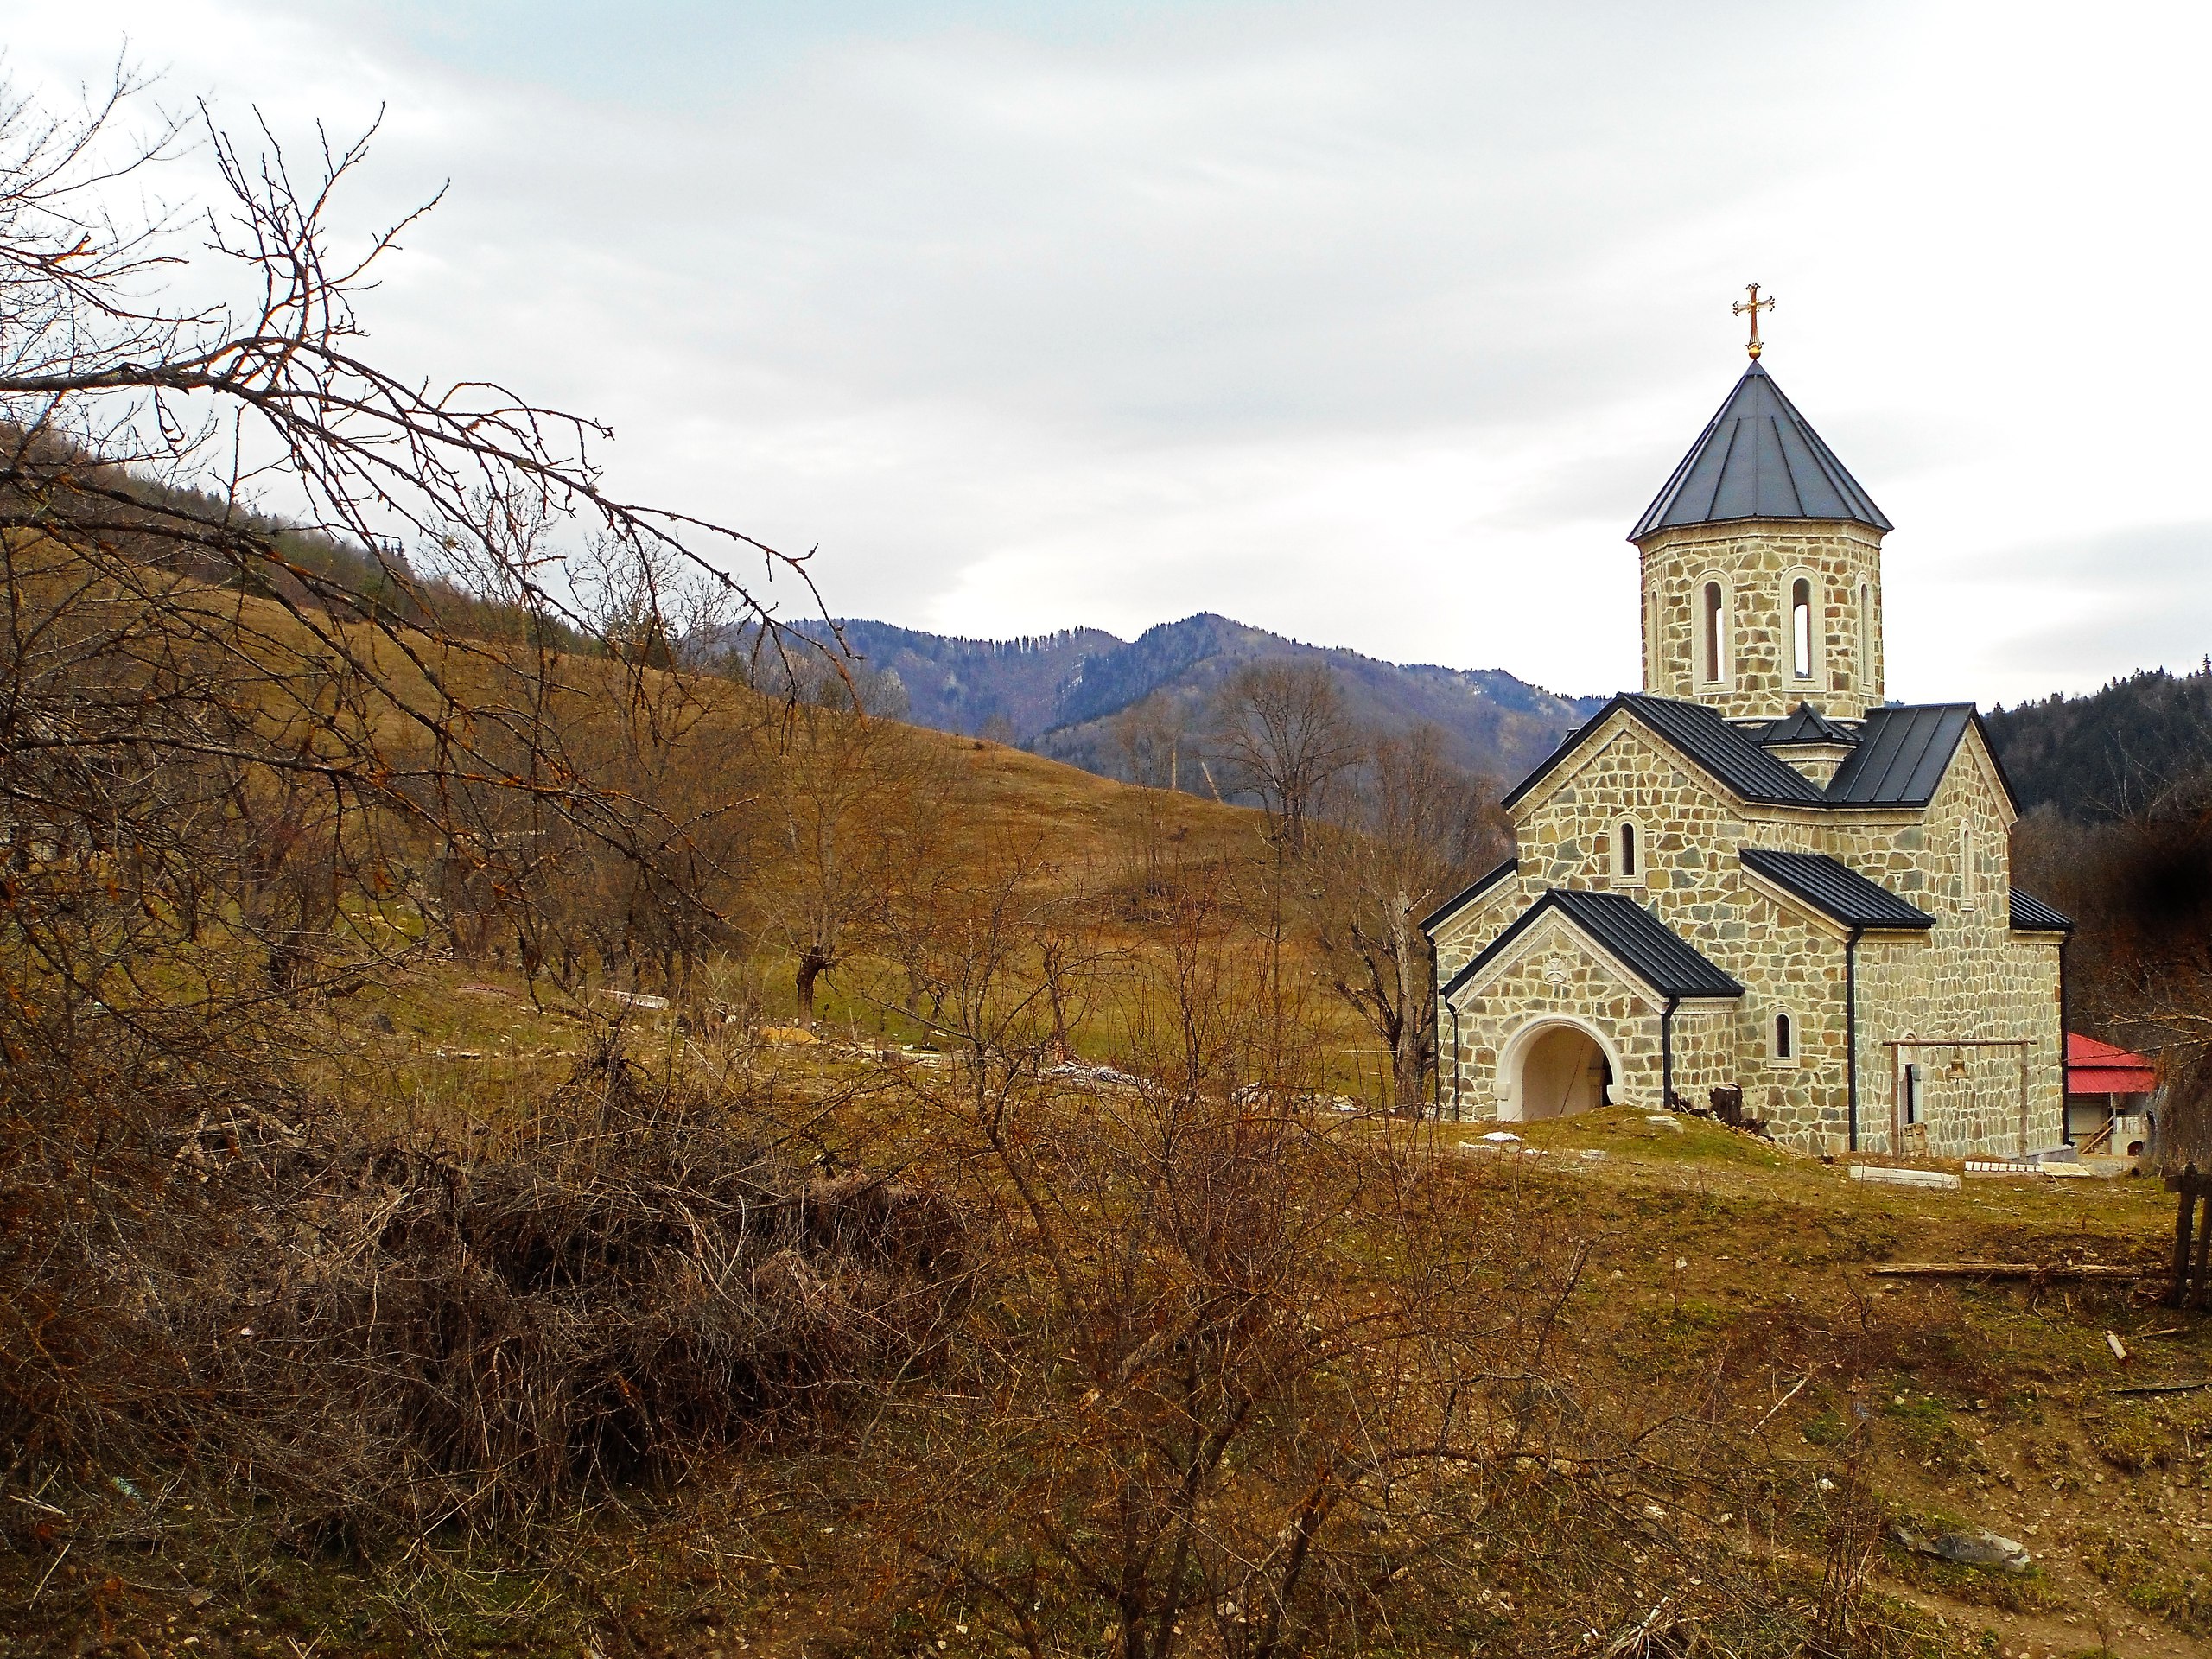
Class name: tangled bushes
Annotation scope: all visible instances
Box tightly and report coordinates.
[1,1035,967,1538]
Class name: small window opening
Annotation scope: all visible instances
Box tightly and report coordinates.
[1775,1012,1793,1059]
[1960,823,1977,911]
[1791,577,1813,679]
[1701,582,1724,682]
[1903,1063,1922,1126]
[1618,822,1637,879]
[1858,582,1873,690]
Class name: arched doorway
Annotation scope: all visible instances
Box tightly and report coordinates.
[1510,1022,1614,1121]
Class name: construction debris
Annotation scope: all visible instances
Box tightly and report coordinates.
[1847,1165,1960,1191]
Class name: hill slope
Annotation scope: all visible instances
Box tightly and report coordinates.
[825,613,1605,786]
[1985,661,2212,818]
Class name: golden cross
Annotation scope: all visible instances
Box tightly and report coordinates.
[1732,283,1775,359]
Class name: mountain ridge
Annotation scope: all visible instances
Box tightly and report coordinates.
[810,612,1609,786]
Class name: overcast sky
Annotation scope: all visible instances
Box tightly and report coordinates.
[9,2,2209,705]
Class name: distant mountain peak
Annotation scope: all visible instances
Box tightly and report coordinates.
[808,613,1605,789]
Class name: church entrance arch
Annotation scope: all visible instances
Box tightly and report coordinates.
[1499,1017,1618,1122]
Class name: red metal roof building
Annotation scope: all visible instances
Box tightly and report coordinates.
[2066,1033,2158,1095]
[2064,1033,2158,1152]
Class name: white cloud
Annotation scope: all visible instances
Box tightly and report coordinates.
[6,0,2207,703]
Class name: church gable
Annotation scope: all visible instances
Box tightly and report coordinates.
[1510,713,1748,896]
[1921,726,2018,921]
[1446,888,1742,1007]
[1424,858,1523,982]
[1435,327,2066,1158]
[1450,915,1652,1017]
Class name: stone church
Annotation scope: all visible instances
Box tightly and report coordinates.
[1424,338,2070,1158]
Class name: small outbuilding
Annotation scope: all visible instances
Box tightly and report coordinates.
[2064,1033,2158,1154]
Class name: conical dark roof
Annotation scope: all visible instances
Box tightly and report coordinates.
[1630,361,1890,540]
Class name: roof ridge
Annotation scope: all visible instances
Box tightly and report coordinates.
[1630,363,1891,541]
[1445,887,1742,1001]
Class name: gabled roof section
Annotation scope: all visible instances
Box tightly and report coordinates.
[1444,888,1743,1002]
[2067,1033,2154,1092]
[1739,848,1934,930]
[1824,705,2018,811]
[2010,887,2074,933]
[1750,702,1861,748]
[1503,694,1831,811]
[1630,361,1891,540]
[1420,858,1517,936]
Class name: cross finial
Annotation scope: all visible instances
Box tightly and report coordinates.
[1732,283,1776,359]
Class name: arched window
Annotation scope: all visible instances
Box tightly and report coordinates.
[1775,1012,1794,1060]
[1791,577,1814,679]
[1960,823,1977,911]
[1615,819,1642,886]
[1858,582,1874,694]
[1701,582,1724,683]
[1645,588,1662,687]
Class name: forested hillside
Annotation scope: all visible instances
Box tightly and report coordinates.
[1986,661,2212,818]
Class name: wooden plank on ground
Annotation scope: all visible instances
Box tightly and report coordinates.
[1866,1262,2144,1281]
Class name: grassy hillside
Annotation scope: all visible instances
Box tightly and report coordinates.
[10,1015,2207,1658]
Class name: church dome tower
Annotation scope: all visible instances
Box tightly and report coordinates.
[1631,355,1890,722]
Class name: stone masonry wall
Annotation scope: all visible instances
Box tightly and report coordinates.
[1443,917,1664,1117]
[1639,520,1885,721]
[1829,729,2065,1155]
[1437,715,2063,1156]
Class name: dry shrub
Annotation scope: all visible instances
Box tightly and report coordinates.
[0,1033,965,1539]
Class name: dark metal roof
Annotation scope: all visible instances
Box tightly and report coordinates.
[2009,887,2074,932]
[1444,888,1743,1001]
[1749,702,1861,748]
[1502,694,1833,810]
[1824,704,1988,807]
[1739,848,1934,930]
[1420,858,1517,935]
[1630,361,1891,540]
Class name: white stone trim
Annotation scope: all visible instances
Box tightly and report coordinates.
[1612,817,1646,888]
[1496,1014,1627,1122]
[1857,581,1877,699]
[1783,566,1823,688]
[1508,708,1738,823]
[1769,1005,1802,1068]
[1961,724,2018,828]
[1738,864,1853,940]
[1445,914,1657,1017]
[1694,569,1734,689]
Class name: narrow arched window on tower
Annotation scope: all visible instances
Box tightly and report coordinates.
[1775,1012,1794,1060]
[1859,582,1873,692]
[1618,821,1637,879]
[1702,582,1724,683]
[1791,578,1813,680]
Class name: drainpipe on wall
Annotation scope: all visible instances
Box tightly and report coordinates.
[1846,925,1865,1153]
[1446,1002,1462,1122]
[1661,995,1680,1113]
[2058,933,2072,1147]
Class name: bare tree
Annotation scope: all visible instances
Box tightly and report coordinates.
[753,699,950,1027]
[0,66,836,1484]
[1113,689,1190,791]
[1306,726,1507,1113]
[1209,660,1358,852]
